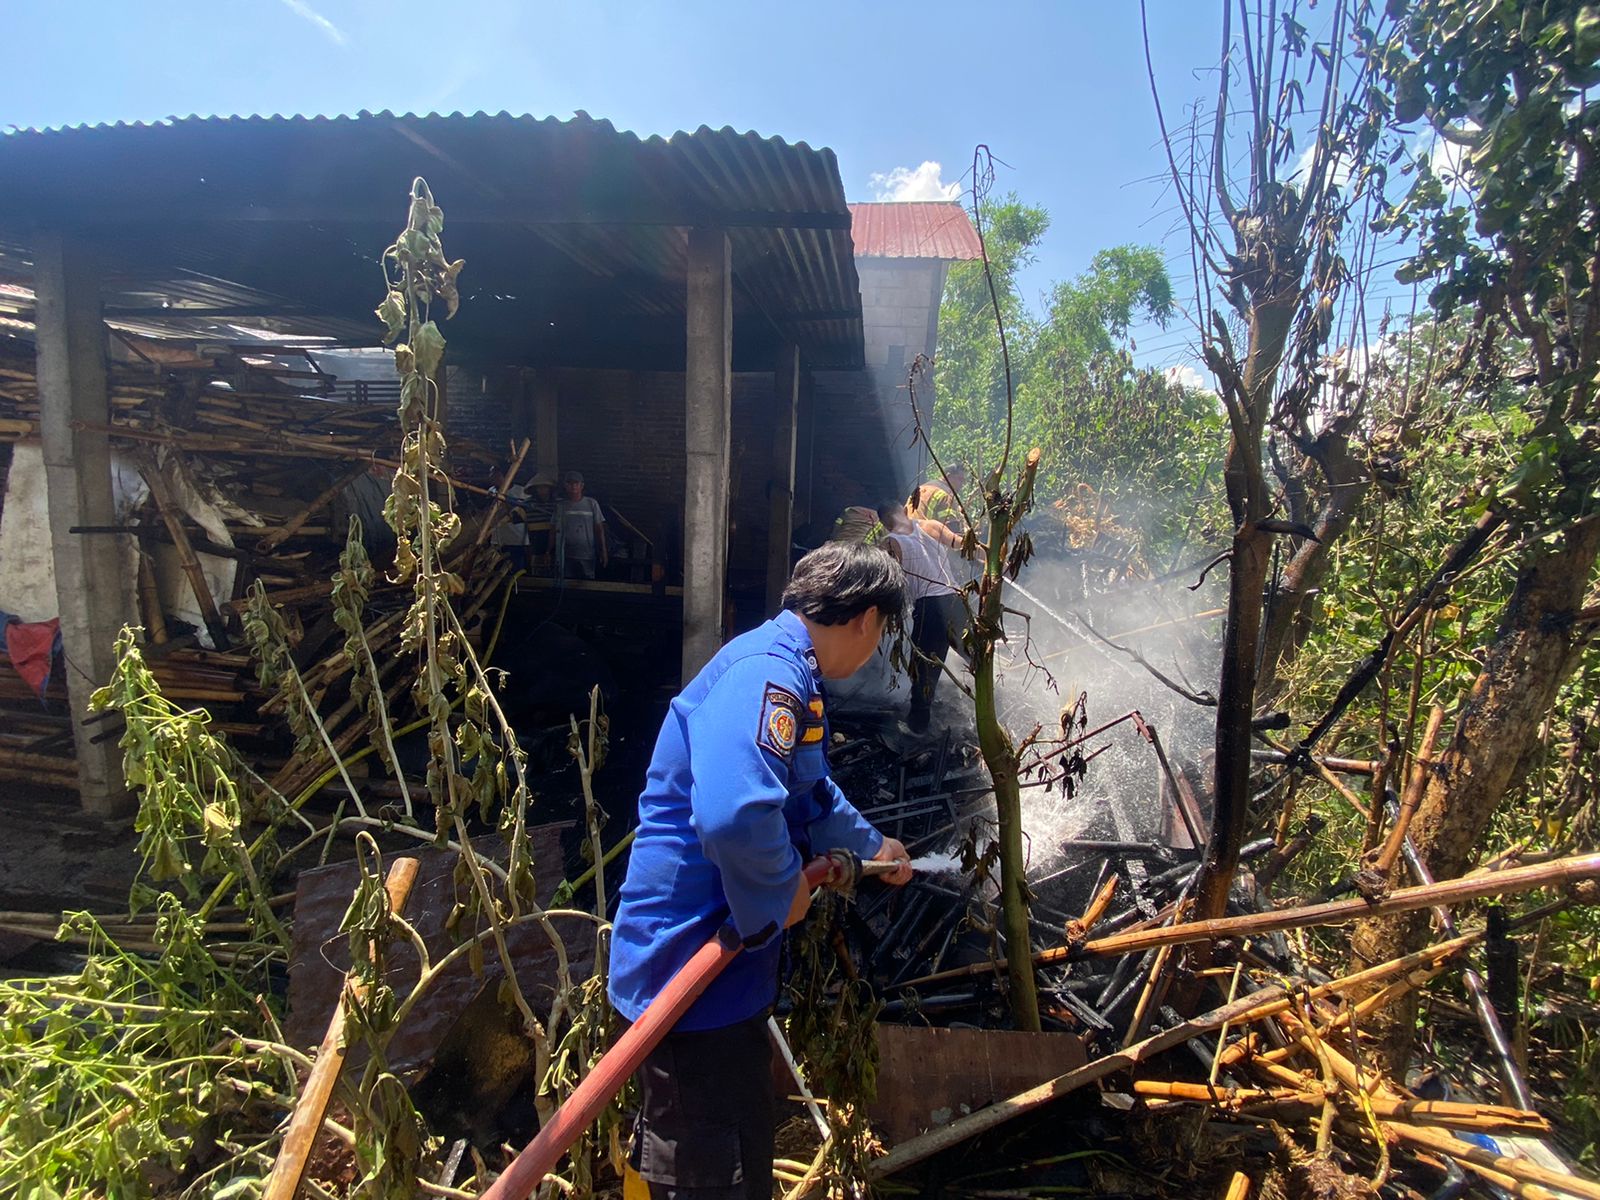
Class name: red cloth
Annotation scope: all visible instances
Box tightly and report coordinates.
[3,615,61,700]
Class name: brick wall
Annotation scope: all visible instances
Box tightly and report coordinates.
[858,259,946,379]
[444,365,532,465]
[551,369,685,567]
[444,349,932,608]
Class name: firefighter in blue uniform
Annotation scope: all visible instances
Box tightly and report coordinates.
[610,541,914,1200]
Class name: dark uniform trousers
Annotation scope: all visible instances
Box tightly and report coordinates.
[908,592,967,730]
[630,1012,775,1200]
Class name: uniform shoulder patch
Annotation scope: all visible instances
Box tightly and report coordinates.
[757,682,803,758]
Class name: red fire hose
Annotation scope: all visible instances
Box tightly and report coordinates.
[477,850,878,1200]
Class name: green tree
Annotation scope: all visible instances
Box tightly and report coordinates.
[932,194,1049,479]
[1147,0,1403,925]
[932,199,1216,564]
[1350,0,1600,1075]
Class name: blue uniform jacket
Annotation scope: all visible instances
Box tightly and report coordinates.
[608,610,883,1031]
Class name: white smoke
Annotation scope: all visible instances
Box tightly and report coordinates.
[995,562,1223,875]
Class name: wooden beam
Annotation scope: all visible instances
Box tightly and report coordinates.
[137,451,233,651]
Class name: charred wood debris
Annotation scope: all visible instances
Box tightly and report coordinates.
[799,705,1599,1198]
[2,338,1597,1196]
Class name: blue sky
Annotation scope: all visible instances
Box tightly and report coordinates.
[2,1,1238,373]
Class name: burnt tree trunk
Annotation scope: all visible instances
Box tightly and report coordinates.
[1194,297,1295,924]
[1349,514,1600,1076]
[1257,432,1371,702]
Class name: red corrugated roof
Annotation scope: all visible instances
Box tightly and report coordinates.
[849,202,982,261]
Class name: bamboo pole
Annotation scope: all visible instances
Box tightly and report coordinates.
[1222,1171,1250,1200]
[901,852,1600,986]
[257,464,370,552]
[263,856,420,1200]
[1068,852,1599,963]
[80,420,498,498]
[1068,871,1119,941]
[0,747,84,778]
[472,438,532,548]
[1382,1121,1600,1200]
[1370,704,1446,877]
[137,551,169,644]
[1390,795,1536,1109]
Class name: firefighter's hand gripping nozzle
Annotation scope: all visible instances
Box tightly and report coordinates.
[807,848,908,899]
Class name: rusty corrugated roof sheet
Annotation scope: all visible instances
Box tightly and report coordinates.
[848,202,982,261]
[0,112,866,370]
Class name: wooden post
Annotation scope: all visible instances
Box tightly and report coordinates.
[683,227,732,680]
[766,342,800,615]
[33,232,131,817]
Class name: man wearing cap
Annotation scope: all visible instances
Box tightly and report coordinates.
[489,476,531,570]
[556,469,608,579]
[522,471,558,571]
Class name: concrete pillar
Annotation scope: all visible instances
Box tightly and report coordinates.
[682,227,732,680]
[765,342,800,615]
[533,372,559,480]
[34,232,131,817]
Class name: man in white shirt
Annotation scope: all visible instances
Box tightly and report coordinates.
[557,469,608,580]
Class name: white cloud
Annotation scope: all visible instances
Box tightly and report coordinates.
[1290,142,1351,191]
[1427,132,1471,182]
[1166,364,1212,392]
[867,161,960,203]
[280,0,347,45]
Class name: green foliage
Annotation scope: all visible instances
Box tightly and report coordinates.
[786,891,883,1192]
[0,901,286,1200]
[1276,315,1528,773]
[931,195,1223,563]
[1377,0,1600,515]
[93,628,287,943]
[2,637,291,1199]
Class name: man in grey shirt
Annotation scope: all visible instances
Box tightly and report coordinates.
[557,469,608,579]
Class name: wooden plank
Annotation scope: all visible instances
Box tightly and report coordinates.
[264,856,420,1200]
[870,1025,1086,1145]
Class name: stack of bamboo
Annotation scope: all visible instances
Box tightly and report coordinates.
[0,339,519,796]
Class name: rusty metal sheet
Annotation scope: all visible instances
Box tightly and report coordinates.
[848,203,982,261]
[870,1024,1087,1145]
[284,822,597,1076]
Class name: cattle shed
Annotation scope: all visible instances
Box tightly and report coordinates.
[0,111,929,817]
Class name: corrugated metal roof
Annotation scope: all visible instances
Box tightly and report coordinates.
[848,202,982,261]
[0,112,865,369]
